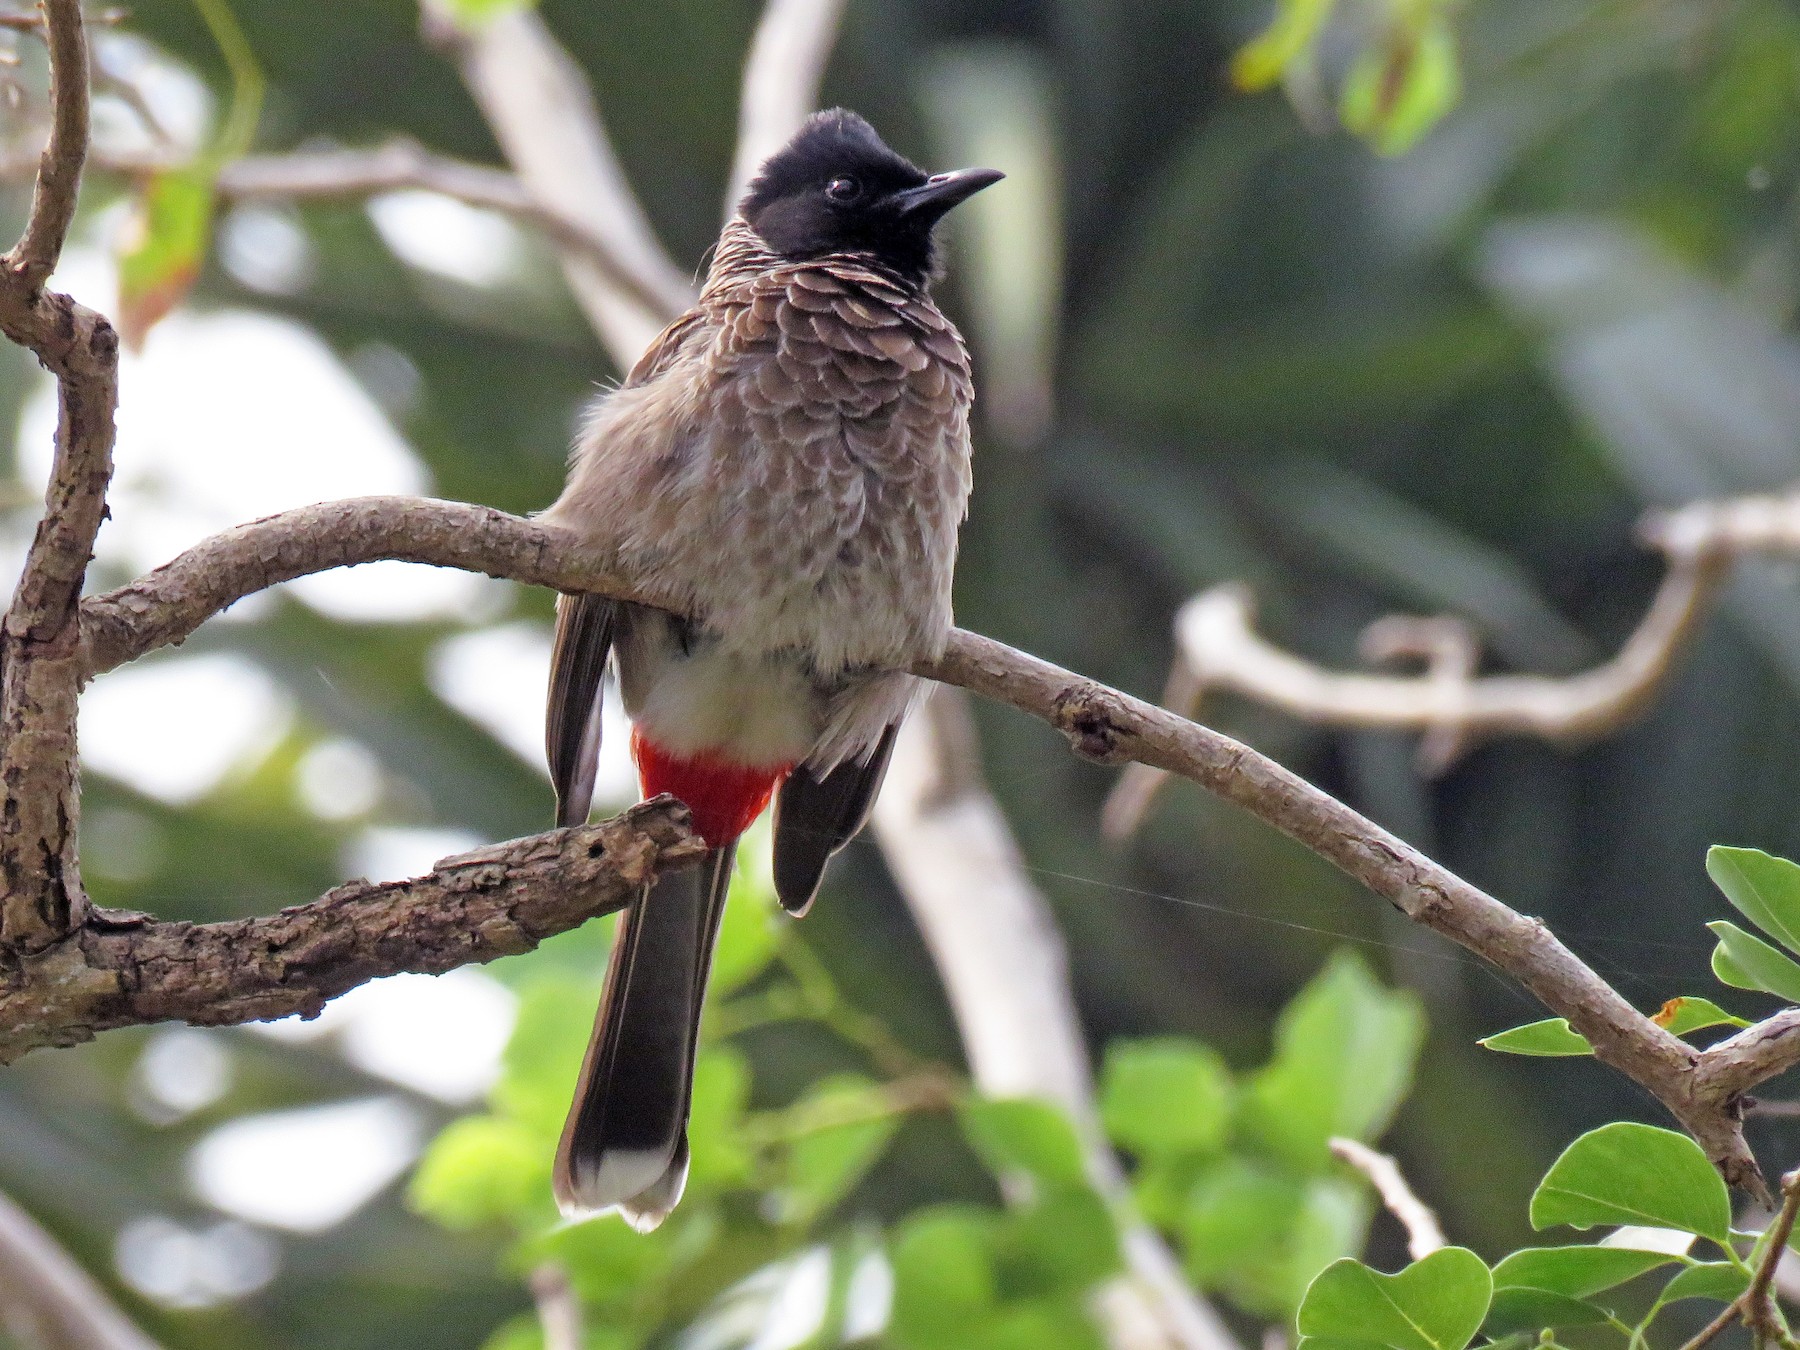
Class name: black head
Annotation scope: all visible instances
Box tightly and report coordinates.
[738,108,1003,285]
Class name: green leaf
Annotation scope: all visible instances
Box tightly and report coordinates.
[1241,951,1425,1170]
[1530,1123,1731,1242]
[118,168,216,347]
[1477,1018,1593,1057]
[1180,1162,1371,1319]
[1490,1245,1674,1296]
[1481,1287,1608,1336]
[966,1300,1104,1350]
[685,1045,753,1192]
[1708,921,1800,1002]
[959,1098,1088,1189]
[1297,1248,1492,1350]
[711,861,781,996]
[1707,846,1800,955]
[493,974,602,1137]
[1652,996,1751,1035]
[1660,1261,1750,1303]
[997,1186,1123,1297]
[1230,0,1338,91]
[889,1207,1000,1346]
[408,1114,547,1229]
[1099,1038,1235,1158]
[781,1075,901,1222]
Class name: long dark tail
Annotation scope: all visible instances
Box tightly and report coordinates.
[553,845,735,1229]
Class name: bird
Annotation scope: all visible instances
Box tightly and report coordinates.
[539,108,1000,1230]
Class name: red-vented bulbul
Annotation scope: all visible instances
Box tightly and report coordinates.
[540,108,999,1229]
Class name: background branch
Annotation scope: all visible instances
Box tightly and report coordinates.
[875,691,1242,1350]
[0,1187,161,1350]
[1328,1137,1446,1262]
[726,0,848,212]
[1105,490,1787,839]
[419,2,692,355]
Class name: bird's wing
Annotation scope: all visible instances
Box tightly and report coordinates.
[770,724,899,915]
[623,307,710,388]
[546,592,617,828]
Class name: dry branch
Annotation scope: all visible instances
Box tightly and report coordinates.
[1105,490,1789,840]
[48,493,1800,1199]
[0,801,704,1064]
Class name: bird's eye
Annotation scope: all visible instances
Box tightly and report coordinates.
[825,176,861,203]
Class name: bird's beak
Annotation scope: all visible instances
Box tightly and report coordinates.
[893,167,1006,218]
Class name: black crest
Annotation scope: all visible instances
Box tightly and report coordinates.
[738,109,1000,285]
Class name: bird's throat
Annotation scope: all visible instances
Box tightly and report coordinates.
[631,728,788,847]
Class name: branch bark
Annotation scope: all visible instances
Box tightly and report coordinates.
[0,0,117,954]
[0,800,704,1064]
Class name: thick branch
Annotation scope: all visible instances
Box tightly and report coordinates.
[67,494,1784,1195]
[0,801,704,1064]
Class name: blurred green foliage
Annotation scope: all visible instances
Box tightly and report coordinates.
[4,0,1800,1345]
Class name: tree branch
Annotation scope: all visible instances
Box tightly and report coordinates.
[57,493,1790,1198]
[874,692,1242,1350]
[0,1187,161,1350]
[0,0,117,954]
[726,0,847,213]
[209,140,680,322]
[4,0,87,292]
[1104,489,1775,839]
[1328,1137,1446,1262]
[0,800,704,1064]
[419,2,692,356]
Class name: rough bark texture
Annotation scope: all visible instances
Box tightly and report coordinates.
[0,800,705,1064]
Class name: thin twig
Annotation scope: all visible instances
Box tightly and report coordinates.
[1329,1137,1446,1261]
[4,0,86,290]
[726,0,847,214]
[1680,1168,1800,1350]
[61,140,682,322]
